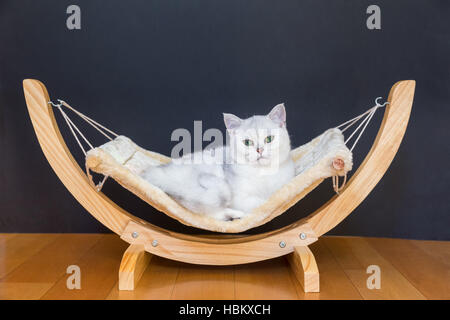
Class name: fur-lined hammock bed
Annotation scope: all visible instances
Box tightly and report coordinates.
[85,128,352,233]
[23,79,415,292]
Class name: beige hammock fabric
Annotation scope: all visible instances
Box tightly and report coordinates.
[85,128,352,233]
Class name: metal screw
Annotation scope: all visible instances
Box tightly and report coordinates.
[279,241,286,248]
[131,231,139,239]
[299,233,307,240]
[152,240,158,247]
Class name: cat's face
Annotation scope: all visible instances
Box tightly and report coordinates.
[224,104,291,168]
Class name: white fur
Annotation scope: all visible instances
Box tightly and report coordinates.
[140,104,295,221]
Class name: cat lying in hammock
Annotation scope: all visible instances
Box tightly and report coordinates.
[141,104,295,221]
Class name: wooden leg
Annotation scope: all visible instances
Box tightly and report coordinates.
[287,246,320,293]
[119,244,152,291]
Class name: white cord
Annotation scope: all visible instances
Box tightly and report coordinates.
[48,100,112,191]
[337,97,389,151]
[58,99,119,140]
[58,106,94,150]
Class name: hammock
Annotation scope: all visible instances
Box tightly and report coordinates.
[46,97,387,233]
[24,78,416,277]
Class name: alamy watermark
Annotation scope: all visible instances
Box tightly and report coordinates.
[66,265,81,289]
[66,5,81,30]
[366,265,381,289]
[64,5,383,33]
[366,5,381,30]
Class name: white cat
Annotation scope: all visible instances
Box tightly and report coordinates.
[140,104,295,221]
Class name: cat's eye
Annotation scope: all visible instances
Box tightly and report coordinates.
[264,135,274,143]
[243,139,254,146]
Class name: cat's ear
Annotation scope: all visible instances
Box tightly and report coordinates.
[268,103,286,127]
[223,113,242,131]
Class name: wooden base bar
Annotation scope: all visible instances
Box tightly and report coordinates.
[288,246,320,293]
[118,244,152,291]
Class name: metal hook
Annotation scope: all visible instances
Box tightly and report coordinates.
[375,97,389,108]
[47,100,62,108]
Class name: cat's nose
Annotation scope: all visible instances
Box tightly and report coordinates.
[256,147,264,154]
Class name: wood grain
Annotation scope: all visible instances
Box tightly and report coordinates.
[234,258,299,300]
[171,264,235,300]
[290,240,362,300]
[0,282,54,300]
[0,234,18,241]
[2,234,101,283]
[121,220,316,265]
[288,246,319,292]
[0,233,59,279]
[367,237,450,300]
[107,256,180,300]
[324,237,426,300]
[40,235,127,300]
[0,234,447,300]
[409,240,450,267]
[119,244,152,290]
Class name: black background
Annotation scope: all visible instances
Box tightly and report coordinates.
[0,0,449,240]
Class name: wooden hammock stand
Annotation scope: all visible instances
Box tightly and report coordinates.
[23,79,415,292]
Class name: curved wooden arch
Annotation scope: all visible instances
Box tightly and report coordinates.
[23,79,415,265]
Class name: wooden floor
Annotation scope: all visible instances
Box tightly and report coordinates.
[0,234,448,300]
